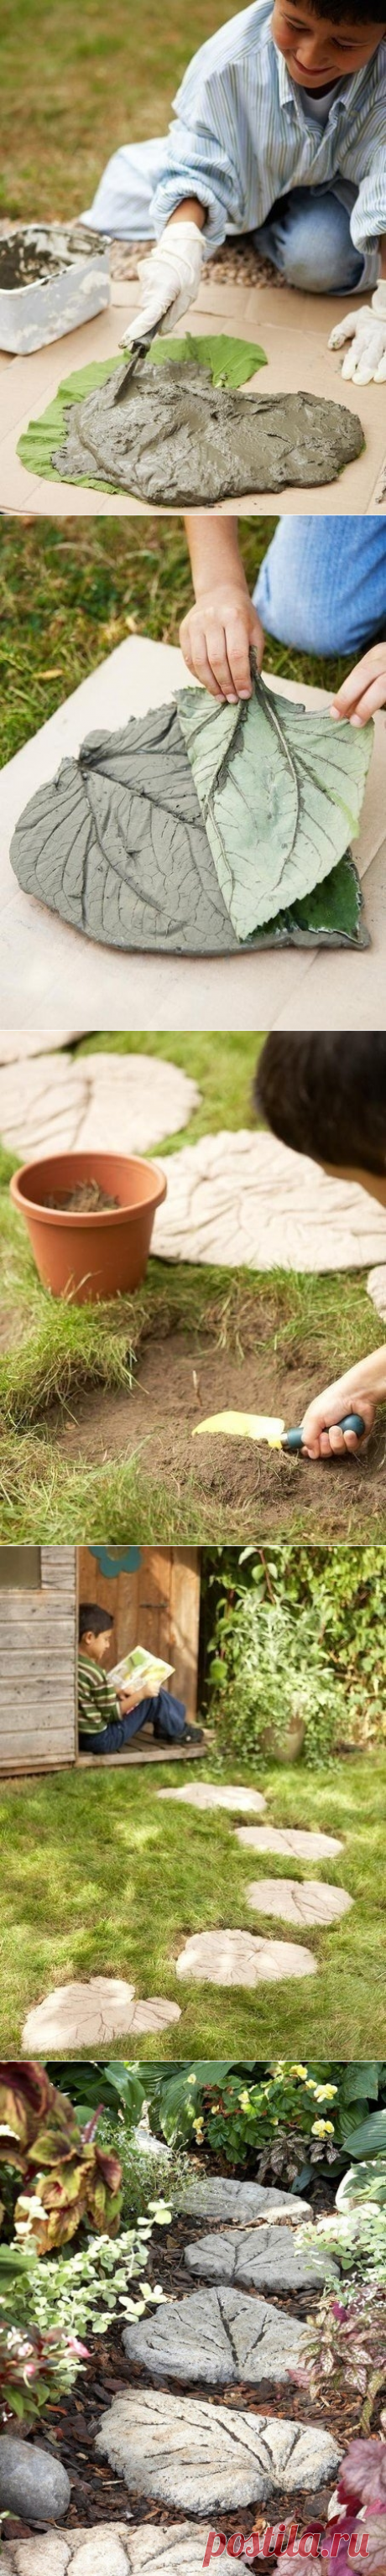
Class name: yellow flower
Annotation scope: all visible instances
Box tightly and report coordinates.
[313,2086,337,2104]
[192,2117,204,2139]
[289,2065,308,2079]
[238,2090,252,2111]
[311,2120,335,2138]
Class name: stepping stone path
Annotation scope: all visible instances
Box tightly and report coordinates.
[246,1877,352,1927]
[123,2282,305,2383]
[96,2386,342,2512]
[175,1928,317,1982]
[185,2225,331,2293]
[0,1050,200,1158]
[165,1788,350,1985]
[158,1782,267,1812]
[22,1978,180,2049]
[4,2176,342,2572]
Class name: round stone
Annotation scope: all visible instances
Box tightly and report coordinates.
[245,1877,352,1927]
[175,1928,317,1983]
[0,2437,70,2527]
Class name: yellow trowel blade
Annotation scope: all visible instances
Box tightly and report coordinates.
[193,1410,285,1449]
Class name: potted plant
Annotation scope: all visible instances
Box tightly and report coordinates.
[10,1149,167,1304]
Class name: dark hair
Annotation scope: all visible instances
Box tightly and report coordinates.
[305,0,386,19]
[79,1600,114,1641]
[255,1035,386,1174]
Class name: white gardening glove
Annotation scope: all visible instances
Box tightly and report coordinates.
[121,221,204,348]
[328,282,386,385]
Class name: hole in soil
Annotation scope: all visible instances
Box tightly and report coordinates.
[54,1325,386,1539]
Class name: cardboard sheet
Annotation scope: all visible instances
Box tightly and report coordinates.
[0,278,384,515]
[0,634,384,1030]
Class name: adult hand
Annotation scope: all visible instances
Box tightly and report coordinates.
[122,221,204,343]
[180,585,264,700]
[328,284,386,384]
[330,643,386,726]
[300,1382,375,1460]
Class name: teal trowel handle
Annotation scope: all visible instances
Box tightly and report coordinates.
[283,1412,365,1454]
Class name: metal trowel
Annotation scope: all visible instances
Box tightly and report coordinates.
[112,322,160,404]
[192,1409,365,1452]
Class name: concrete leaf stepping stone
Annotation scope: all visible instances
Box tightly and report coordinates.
[22,1978,180,2049]
[96,2387,342,2510]
[185,2225,331,2294]
[175,2177,310,2221]
[158,1782,266,1812]
[175,1928,316,1983]
[123,2282,305,2384]
[0,1031,83,1064]
[246,1878,352,1928]
[2,2540,133,2575]
[237,1825,343,1860]
[152,1127,386,1272]
[0,1051,200,1158]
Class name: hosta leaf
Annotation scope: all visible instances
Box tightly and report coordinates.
[178,672,373,938]
[148,332,267,385]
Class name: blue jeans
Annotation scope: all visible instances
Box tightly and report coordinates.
[254,520,386,658]
[80,1685,186,1755]
[253,181,370,294]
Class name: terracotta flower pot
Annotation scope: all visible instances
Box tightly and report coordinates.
[262,1716,306,1763]
[10,1150,167,1304]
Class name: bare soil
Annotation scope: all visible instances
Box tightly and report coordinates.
[44,1181,119,1213]
[55,1324,386,1538]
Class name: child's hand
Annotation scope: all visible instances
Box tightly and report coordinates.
[180,585,264,700]
[300,1383,375,1460]
[330,643,386,727]
[117,1681,142,1710]
[328,285,386,384]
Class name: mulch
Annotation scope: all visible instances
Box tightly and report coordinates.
[2,2209,361,2547]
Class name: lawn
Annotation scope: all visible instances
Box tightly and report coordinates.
[0,1746,384,2058]
[0,0,235,222]
[0,1032,384,1546]
[0,518,355,771]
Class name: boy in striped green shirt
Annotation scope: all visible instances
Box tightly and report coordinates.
[78,1601,202,1752]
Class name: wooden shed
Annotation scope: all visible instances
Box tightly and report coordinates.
[0,1546,201,1774]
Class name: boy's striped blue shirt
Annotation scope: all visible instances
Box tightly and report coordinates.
[151,0,386,253]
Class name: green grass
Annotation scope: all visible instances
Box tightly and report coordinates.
[0,1749,383,2057]
[0,1030,383,1541]
[0,518,354,768]
[0,0,236,221]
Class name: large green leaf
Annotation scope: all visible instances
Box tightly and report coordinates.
[336,2155,386,2209]
[178,671,373,939]
[148,332,267,385]
[337,2109,386,2157]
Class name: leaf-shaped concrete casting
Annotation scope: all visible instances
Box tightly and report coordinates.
[178,674,373,937]
[10,680,372,951]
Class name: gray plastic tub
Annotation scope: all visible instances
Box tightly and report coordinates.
[0,223,110,353]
